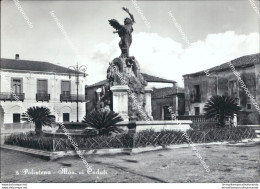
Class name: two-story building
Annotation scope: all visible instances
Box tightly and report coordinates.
[183,53,260,125]
[0,54,86,129]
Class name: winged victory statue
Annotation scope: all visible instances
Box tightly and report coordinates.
[108,7,135,58]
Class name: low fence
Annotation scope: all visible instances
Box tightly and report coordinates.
[4,127,257,152]
[49,127,259,151]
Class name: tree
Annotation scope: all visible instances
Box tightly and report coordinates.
[83,110,124,135]
[22,106,55,135]
[203,95,241,127]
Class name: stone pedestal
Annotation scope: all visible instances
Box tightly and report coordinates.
[144,87,153,119]
[233,114,237,127]
[111,85,129,120]
[95,88,102,108]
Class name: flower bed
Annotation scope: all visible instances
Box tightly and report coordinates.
[4,127,257,152]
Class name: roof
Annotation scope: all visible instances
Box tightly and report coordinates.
[86,73,176,88]
[151,87,184,99]
[183,53,260,77]
[141,73,176,83]
[0,58,83,74]
[86,80,107,88]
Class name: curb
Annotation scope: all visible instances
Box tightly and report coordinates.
[0,145,133,160]
[1,144,52,160]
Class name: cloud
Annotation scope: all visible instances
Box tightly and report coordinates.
[88,31,259,87]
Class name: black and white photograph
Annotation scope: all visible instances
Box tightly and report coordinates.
[0,0,260,187]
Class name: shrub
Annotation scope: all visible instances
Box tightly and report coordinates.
[22,106,55,135]
[204,95,241,127]
[83,110,124,135]
[202,126,257,142]
[5,132,54,151]
[5,127,257,152]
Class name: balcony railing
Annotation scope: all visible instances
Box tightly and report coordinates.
[60,94,86,102]
[36,93,50,102]
[0,92,25,102]
[177,115,229,123]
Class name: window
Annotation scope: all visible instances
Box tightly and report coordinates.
[13,114,21,123]
[61,81,71,95]
[11,78,22,94]
[229,80,238,97]
[247,104,252,110]
[63,113,70,122]
[194,107,200,115]
[235,98,240,105]
[194,85,201,102]
[37,79,48,94]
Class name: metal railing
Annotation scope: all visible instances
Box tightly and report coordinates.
[0,92,25,101]
[177,115,217,122]
[36,93,50,102]
[177,115,230,123]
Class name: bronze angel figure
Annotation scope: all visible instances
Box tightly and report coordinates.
[108,7,135,58]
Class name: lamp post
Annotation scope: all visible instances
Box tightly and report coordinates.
[68,63,87,122]
[174,82,178,116]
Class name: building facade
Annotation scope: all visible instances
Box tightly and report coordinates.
[0,55,86,129]
[85,73,185,120]
[151,87,185,120]
[183,53,260,125]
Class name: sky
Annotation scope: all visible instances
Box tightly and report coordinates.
[1,0,259,86]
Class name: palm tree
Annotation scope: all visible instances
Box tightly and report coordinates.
[83,110,124,135]
[22,106,55,135]
[203,95,241,127]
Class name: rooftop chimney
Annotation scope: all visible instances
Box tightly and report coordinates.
[15,54,19,60]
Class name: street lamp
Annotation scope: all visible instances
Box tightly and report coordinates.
[67,63,87,122]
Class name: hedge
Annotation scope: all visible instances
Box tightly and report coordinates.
[4,127,257,152]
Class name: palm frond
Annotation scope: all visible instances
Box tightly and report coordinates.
[83,110,123,135]
[22,106,56,135]
[203,95,241,127]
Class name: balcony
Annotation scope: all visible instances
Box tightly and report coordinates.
[36,93,50,102]
[0,92,25,102]
[60,94,86,102]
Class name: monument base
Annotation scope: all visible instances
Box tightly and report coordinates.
[116,120,192,132]
[144,87,153,120]
[111,85,129,121]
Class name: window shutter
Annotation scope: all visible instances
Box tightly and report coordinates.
[37,80,48,94]
[61,81,70,95]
